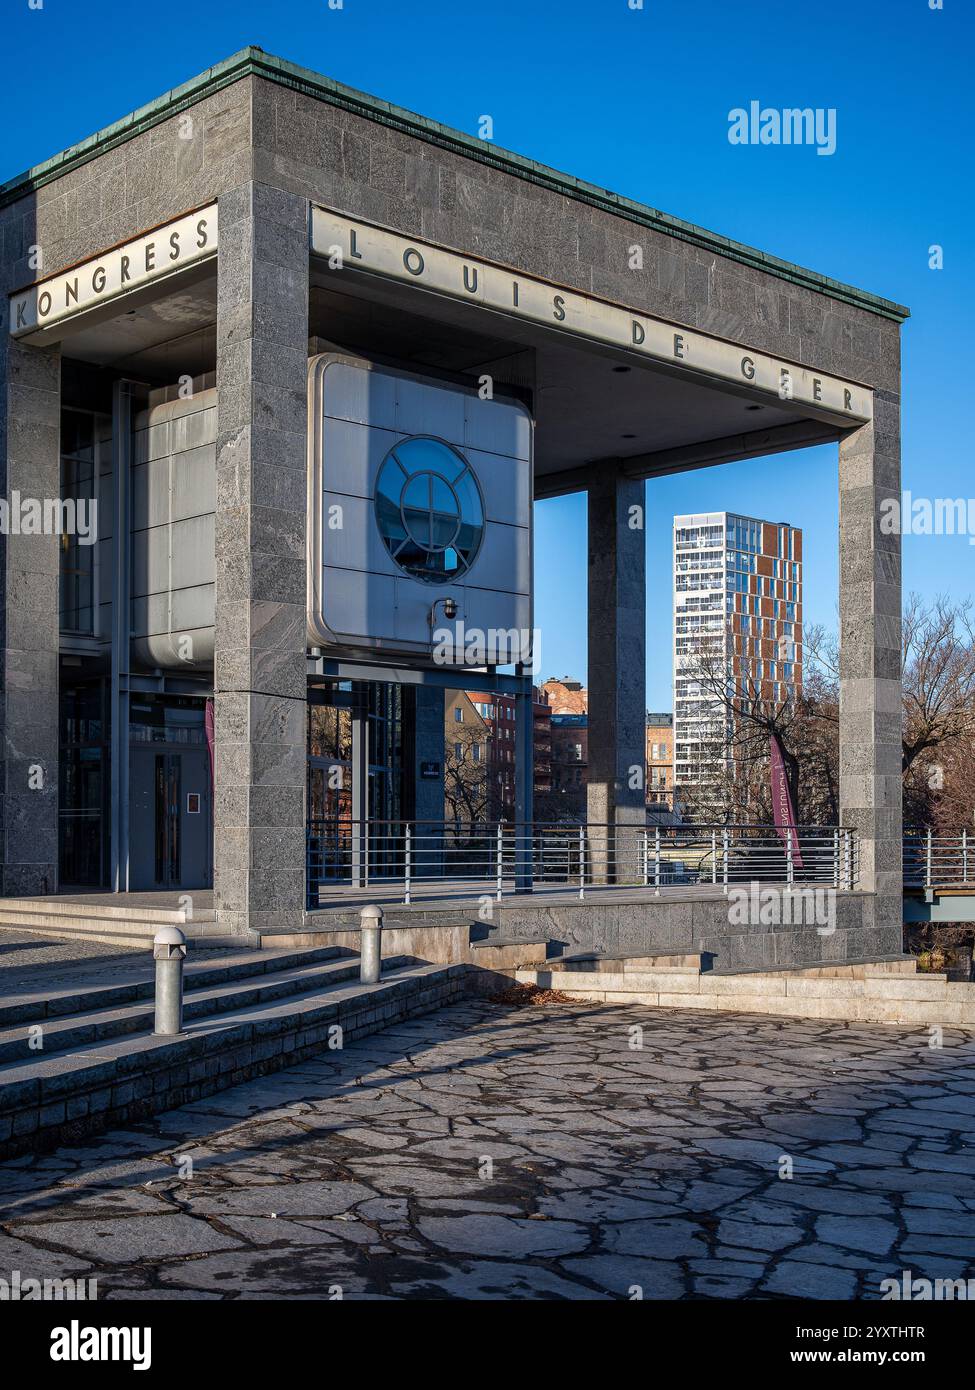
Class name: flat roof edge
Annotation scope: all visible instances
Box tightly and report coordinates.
[0,46,910,324]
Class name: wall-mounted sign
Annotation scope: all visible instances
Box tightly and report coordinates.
[310,207,872,422]
[9,204,218,339]
[186,793,201,815]
[420,761,442,780]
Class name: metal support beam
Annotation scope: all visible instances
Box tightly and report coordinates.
[514,666,534,892]
[534,419,840,500]
[308,655,528,696]
[350,687,369,888]
[109,380,137,893]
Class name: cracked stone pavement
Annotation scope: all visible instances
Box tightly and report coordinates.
[2,999,974,1300]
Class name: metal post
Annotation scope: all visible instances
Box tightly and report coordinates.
[578,824,585,901]
[722,828,729,887]
[153,926,186,1035]
[963,828,968,885]
[711,829,717,885]
[786,832,794,886]
[925,828,933,891]
[642,829,649,887]
[496,822,503,902]
[110,380,138,892]
[844,829,852,890]
[833,827,840,889]
[404,823,411,906]
[654,826,661,895]
[359,904,383,984]
[514,669,534,892]
[350,688,369,889]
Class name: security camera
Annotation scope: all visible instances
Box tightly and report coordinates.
[429,596,459,629]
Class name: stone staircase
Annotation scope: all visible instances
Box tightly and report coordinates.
[0,897,222,949]
[0,943,469,1159]
[515,952,975,1029]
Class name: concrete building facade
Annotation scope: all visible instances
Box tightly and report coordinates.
[673,511,802,794]
[0,48,907,959]
[646,712,674,806]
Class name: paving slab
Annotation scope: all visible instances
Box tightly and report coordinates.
[1,998,974,1299]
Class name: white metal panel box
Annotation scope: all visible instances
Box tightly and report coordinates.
[307,354,533,664]
[130,389,217,669]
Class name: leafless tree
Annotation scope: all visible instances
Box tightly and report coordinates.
[443,724,490,825]
[785,597,975,830]
[677,618,844,825]
[902,594,975,769]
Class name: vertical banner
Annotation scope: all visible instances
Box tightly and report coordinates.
[770,733,804,870]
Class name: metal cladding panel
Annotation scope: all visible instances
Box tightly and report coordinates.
[321,491,400,578]
[131,443,216,530]
[320,419,405,517]
[320,360,397,428]
[132,512,214,595]
[130,390,217,669]
[307,353,533,665]
[394,376,467,442]
[463,446,531,525]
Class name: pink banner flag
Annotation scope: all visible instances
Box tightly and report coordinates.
[770,733,803,870]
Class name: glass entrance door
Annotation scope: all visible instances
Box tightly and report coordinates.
[154,754,181,888]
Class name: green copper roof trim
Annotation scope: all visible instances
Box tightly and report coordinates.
[0,47,909,324]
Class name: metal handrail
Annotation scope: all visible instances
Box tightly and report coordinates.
[904,829,975,889]
[306,818,859,907]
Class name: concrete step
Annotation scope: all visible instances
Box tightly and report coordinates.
[554,951,705,973]
[0,898,214,923]
[0,951,417,1064]
[0,957,471,1159]
[0,944,354,1027]
[517,968,704,997]
[513,962,975,1029]
[762,956,920,979]
[0,898,218,949]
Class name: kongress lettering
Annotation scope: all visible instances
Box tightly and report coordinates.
[9,205,218,337]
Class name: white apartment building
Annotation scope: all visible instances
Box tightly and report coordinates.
[673,511,802,790]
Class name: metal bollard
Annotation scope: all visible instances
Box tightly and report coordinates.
[359,904,383,984]
[153,926,187,1035]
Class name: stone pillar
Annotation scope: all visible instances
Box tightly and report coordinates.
[587,468,646,882]
[213,183,309,938]
[0,336,61,896]
[838,389,902,950]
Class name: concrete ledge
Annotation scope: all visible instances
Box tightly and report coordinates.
[263,922,472,964]
[512,961,975,1030]
[468,941,548,970]
[557,951,705,972]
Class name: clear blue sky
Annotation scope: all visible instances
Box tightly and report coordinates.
[2,0,970,706]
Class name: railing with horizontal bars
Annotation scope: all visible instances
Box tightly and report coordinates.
[904,830,975,889]
[306,819,859,907]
